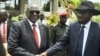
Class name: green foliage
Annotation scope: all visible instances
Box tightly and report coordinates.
[92,2,100,23]
[12,16,18,21]
[12,14,26,22]
[92,16,100,23]
[69,0,82,8]
[47,13,59,28]
[95,2,100,11]
[60,0,82,9]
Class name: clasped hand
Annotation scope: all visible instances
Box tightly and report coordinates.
[36,51,48,56]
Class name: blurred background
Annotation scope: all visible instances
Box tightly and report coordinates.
[0,0,100,26]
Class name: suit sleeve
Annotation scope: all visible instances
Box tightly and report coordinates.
[0,35,6,56]
[45,25,50,49]
[46,27,70,56]
[8,22,35,56]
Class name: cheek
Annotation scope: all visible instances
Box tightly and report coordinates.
[84,15,91,20]
[29,15,39,21]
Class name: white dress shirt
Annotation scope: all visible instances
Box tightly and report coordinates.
[27,19,41,47]
[82,20,91,56]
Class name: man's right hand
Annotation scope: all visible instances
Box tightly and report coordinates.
[40,51,48,56]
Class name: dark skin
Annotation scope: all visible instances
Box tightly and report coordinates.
[40,14,44,22]
[18,15,24,21]
[26,9,40,23]
[0,10,8,22]
[60,15,67,25]
[75,10,93,24]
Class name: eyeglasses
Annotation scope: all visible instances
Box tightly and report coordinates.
[29,10,40,14]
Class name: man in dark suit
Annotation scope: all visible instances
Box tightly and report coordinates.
[40,1,100,56]
[0,9,14,56]
[0,9,14,42]
[8,4,49,56]
[7,18,14,38]
[0,34,6,56]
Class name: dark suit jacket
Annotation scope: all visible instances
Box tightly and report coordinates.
[47,21,100,56]
[0,19,14,40]
[0,34,6,56]
[0,19,14,56]
[7,19,14,38]
[8,19,49,56]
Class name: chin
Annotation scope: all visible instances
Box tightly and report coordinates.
[78,21,85,24]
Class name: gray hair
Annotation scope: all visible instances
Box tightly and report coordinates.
[0,9,9,17]
[26,4,40,12]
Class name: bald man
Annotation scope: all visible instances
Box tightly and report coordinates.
[8,4,50,56]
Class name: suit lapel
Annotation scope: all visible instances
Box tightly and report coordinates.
[24,19,38,48]
[74,23,81,54]
[7,19,13,38]
[7,19,11,35]
[74,22,97,56]
[38,23,45,48]
[7,20,9,37]
[84,22,95,52]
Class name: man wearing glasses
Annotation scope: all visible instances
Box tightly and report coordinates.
[8,4,50,56]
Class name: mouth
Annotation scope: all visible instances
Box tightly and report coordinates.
[78,18,83,21]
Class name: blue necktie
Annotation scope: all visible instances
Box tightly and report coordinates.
[76,25,85,56]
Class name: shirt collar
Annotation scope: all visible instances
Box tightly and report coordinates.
[2,19,8,24]
[27,19,39,27]
[81,20,91,29]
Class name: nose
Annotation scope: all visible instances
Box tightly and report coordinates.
[32,12,37,15]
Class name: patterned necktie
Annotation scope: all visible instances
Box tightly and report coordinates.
[33,24,40,48]
[76,25,85,56]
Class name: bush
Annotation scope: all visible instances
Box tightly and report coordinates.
[92,16,100,23]
[47,13,59,28]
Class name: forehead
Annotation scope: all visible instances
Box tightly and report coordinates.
[60,15,67,18]
[19,15,23,17]
[0,10,7,15]
[27,4,39,11]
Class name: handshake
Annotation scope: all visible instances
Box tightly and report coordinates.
[36,51,48,56]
